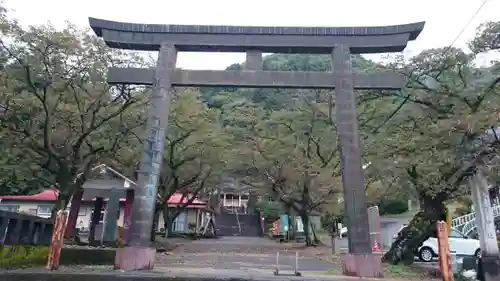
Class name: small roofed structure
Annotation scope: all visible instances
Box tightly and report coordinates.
[0,189,60,201]
[0,164,210,245]
[69,164,136,245]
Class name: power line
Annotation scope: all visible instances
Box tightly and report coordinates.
[442,0,491,54]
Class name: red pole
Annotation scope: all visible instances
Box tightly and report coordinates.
[47,210,69,270]
[436,221,454,281]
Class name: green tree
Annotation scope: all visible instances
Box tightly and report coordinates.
[0,10,145,209]
[229,94,342,245]
[378,40,500,264]
[202,54,377,110]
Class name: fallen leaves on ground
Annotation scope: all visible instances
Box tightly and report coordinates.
[313,248,441,281]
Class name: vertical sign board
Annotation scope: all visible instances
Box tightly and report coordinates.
[436,221,454,281]
[280,214,290,234]
[367,206,383,255]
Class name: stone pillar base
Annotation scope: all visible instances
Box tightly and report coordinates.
[477,255,500,281]
[114,246,156,271]
[342,253,383,278]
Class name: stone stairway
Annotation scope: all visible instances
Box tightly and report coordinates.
[216,206,262,237]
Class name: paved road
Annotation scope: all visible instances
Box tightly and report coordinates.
[158,236,337,273]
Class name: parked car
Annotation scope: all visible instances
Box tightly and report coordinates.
[340,226,348,237]
[393,225,481,262]
[335,223,348,237]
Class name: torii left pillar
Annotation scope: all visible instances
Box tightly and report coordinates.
[114,43,177,270]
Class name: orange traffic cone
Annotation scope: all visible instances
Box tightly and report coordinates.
[372,241,382,254]
[272,221,278,236]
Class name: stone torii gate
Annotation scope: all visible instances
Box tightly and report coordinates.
[89,17,424,277]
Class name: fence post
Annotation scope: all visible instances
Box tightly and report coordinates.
[274,251,279,275]
[0,217,9,251]
[294,251,299,275]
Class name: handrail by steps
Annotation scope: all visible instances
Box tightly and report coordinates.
[452,204,500,236]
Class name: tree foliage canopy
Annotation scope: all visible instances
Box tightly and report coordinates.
[0,5,499,257]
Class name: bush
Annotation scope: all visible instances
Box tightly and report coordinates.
[379,199,408,215]
[59,248,115,265]
[0,246,49,269]
[255,200,283,221]
[0,246,121,269]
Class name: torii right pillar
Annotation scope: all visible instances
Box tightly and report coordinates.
[332,44,382,278]
[470,170,500,281]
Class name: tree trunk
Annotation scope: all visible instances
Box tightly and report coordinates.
[382,196,446,265]
[300,173,313,246]
[310,222,319,244]
[162,206,170,237]
[89,197,104,244]
[65,188,84,238]
[52,192,71,221]
[208,191,220,214]
[331,235,338,254]
[150,207,160,242]
[286,209,294,240]
[300,212,313,246]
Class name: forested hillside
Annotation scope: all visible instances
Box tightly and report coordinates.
[202,54,376,109]
[0,4,500,264]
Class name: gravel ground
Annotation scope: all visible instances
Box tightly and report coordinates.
[162,237,338,272]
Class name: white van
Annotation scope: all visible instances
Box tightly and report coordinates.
[393,225,481,262]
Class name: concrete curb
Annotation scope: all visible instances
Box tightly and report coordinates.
[1,267,416,281]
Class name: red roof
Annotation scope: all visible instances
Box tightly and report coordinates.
[167,193,205,205]
[0,189,59,201]
[0,189,206,208]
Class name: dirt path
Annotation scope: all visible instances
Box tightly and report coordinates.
[157,236,338,273]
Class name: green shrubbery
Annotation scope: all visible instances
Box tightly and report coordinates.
[255,200,283,221]
[0,246,49,269]
[0,246,120,269]
[378,199,409,215]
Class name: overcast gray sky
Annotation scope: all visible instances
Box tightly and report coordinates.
[5,0,500,69]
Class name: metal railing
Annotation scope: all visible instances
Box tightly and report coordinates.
[452,212,477,230]
[451,204,500,236]
[233,206,241,236]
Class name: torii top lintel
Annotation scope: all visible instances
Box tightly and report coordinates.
[88,17,425,54]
